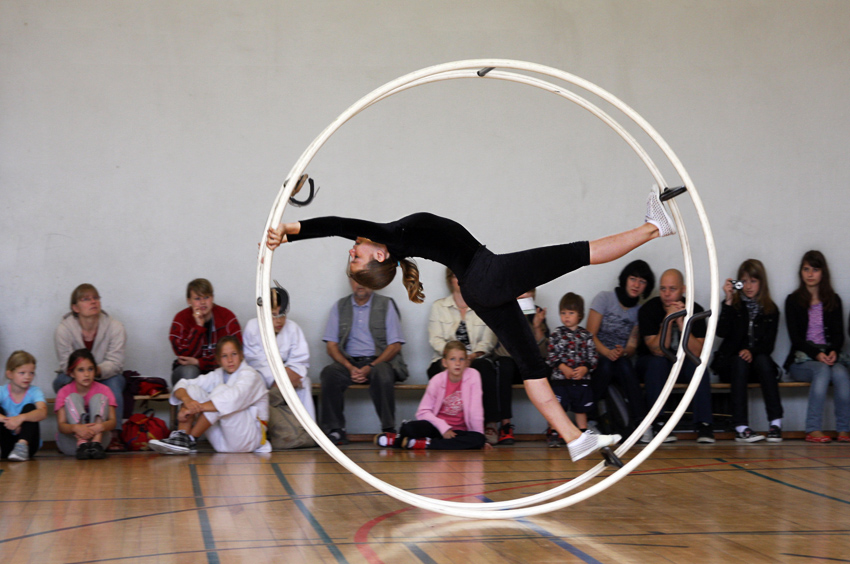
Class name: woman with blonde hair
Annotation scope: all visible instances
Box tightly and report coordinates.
[53,283,127,451]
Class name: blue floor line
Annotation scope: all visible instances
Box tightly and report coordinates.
[719,458,850,505]
[189,464,221,564]
[406,543,440,564]
[477,495,605,564]
[272,463,350,564]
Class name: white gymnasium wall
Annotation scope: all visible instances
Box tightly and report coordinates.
[1,1,849,433]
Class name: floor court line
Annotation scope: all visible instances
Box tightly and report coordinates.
[405,543,440,564]
[476,495,605,564]
[720,458,850,505]
[271,462,351,564]
[189,463,221,564]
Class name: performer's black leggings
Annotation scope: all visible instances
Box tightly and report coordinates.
[458,242,590,381]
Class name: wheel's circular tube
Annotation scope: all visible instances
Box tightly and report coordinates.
[256,59,719,518]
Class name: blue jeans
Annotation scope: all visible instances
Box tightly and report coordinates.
[638,355,713,425]
[789,360,850,433]
[53,372,125,430]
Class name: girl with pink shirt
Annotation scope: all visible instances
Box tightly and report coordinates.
[55,349,118,459]
[374,341,489,450]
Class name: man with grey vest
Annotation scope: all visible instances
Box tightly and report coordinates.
[320,278,408,445]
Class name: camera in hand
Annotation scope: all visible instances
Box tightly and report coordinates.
[730,279,744,291]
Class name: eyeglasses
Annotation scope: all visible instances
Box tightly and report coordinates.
[78,296,101,303]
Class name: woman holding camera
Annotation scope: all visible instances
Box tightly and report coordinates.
[784,250,850,443]
[712,259,783,442]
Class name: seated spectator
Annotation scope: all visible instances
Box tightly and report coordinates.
[1,351,48,461]
[55,349,118,459]
[428,269,507,443]
[320,278,408,445]
[784,250,849,443]
[546,293,597,446]
[636,269,714,443]
[712,259,783,442]
[243,284,316,419]
[169,278,241,385]
[151,337,269,454]
[53,283,126,451]
[375,341,487,451]
[586,260,654,439]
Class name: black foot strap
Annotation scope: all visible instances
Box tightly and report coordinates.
[659,186,687,202]
[601,446,624,468]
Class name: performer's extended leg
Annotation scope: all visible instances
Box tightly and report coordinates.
[589,223,659,265]
[525,378,581,442]
[526,378,621,464]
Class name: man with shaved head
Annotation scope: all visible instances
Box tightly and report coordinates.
[636,269,714,444]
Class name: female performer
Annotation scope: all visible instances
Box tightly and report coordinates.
[267,187,675,462]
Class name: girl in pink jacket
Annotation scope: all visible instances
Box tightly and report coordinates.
[375,341,489,450]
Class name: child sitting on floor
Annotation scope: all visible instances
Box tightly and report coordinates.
[1,351,48,461]
[150,336,270,455]
[546,292,598,447]
[55,349,118,459]
[374,340,489,451]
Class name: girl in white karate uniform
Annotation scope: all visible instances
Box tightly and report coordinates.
[150,336,270,454]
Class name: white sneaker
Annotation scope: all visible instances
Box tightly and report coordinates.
[568,431,621,462]
[149,430,196,455]
[638,428,654,444]
[645,184,676,237]
[8,442,29,461]
[662,432,678,444]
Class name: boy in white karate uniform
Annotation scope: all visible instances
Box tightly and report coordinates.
[151,336,270,454]
[242,285,315,419]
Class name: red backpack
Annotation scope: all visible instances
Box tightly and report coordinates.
[121,409,170,451]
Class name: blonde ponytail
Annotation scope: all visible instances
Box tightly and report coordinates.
[399,258,425,304]
[351,257,425,304]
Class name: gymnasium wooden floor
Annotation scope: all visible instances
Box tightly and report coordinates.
[2,439,849,563]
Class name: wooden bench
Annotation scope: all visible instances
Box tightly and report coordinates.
[309,381,814,441]
[309,381,812,392]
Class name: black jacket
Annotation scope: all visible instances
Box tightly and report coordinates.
[711,301,779,379]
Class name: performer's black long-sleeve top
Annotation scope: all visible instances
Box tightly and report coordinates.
[288,212,481,277]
